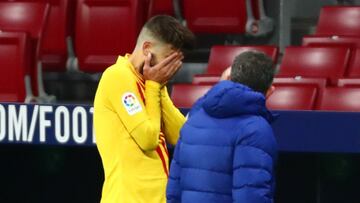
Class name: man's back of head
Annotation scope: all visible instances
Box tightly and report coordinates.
[230,51,275,95]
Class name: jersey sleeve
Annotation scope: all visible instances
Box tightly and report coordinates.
[99,67,162,151]
[160,87,186,146]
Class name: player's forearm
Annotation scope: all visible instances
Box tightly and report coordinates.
[161,87,186,145]
[130,80,162,151]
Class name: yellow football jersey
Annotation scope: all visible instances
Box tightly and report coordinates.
[94,54,185,203]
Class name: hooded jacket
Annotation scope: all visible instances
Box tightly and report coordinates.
[166,80,278,203]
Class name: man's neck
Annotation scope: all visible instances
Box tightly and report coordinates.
[129,51,144,75]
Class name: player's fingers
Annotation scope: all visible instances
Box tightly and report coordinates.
[143,53,152,70]
[155,52,178,68]
[165,59,182,78]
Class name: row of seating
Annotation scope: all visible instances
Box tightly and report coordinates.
[186,4,360,112]
[0,0,271,103]
[193,43,360,84]
[171,78,360,111]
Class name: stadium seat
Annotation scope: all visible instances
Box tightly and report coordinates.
[273,77,327,92]
[316,6,360,37]
[0,1,51,100]
[171,84,212,108]
[277,46,351,85]
[318,87,360,111]
[75,0,145,72]
[147,0,174,18]
[338,78,360,87]
[39,0,71,72]
[0,32,33,102]
[302,35,360,47]
[273,77,327,108]
[181,0,247,34]
[192,75,221,85]
[346,48,360,78]
[181,0,273,36]
[192,45,278,85]
[266,86,318,110]
[206,45,279,74]
[302,35,360,78]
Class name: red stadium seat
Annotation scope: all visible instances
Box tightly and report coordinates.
[318,87,360,111]
[192,45,278,85]
[171,84,212,108]
[181,0,247,34]
[206,45,279,74]
[266,86,318,110]
[316,6,360,37]
[302,35,360,47]
[273,77,327,92]
[273,77,327,108]
[338,78,360,87]
[192,75,221,85]
[278,46,351,85]
[302,35,360,78]
[0,1,50,99]
[39,0,71,72]
[75,0,145,72]
[147,0,174,18]
[346,48,360,78]
[0,32,33,102]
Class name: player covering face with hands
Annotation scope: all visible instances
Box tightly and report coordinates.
[93,15,194,203]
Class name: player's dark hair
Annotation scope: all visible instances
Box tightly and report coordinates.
[231,51,275,94]
[144,15,195,51]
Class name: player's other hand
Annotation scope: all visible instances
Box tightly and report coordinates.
[143,52,184,84]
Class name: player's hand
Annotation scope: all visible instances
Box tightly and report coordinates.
[143,52,184,84]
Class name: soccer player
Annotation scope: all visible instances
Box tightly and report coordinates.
[93,15,194,203]
[167,51,277,203]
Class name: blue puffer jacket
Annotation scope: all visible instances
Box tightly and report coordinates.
[167,80,278,203]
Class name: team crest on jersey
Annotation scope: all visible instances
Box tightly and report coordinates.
[122,92,142,115]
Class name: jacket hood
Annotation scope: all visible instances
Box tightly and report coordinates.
[202,80,274,122]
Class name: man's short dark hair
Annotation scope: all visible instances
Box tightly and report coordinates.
[144,15,195,51]
[230,51,275,94]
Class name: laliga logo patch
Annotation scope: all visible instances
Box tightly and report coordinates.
[122,92,142,115]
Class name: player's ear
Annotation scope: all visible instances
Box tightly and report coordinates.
[142,41,152,57]
[220,67,231,81]
[266,85,275,99]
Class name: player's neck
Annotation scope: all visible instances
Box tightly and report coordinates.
[128,51,144,76]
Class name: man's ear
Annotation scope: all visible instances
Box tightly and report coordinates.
[142,41,152,57]
[220,67,231,81]
[266,85,275,99]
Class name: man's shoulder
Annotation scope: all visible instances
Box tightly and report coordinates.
[236,116,277,155]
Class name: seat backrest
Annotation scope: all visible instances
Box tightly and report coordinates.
[338,78,360,87]
[266,86,318,110]
[316,6,360,36]
[207,45,279,74]
[39,0,70,71]
[171,84,212,108]
[302,36,360,78]
[278,46,351,85]
[273,77,327,109]
[182,0,247,33]
[0,32,28,102]
[147,0,174,18]
[0,2,49,40]
[318,87,360,111]
[346,48,360,78]
[75,0,144,72]
[302,35,360,47]
[0,1,50,95]
[192,75,221,85]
